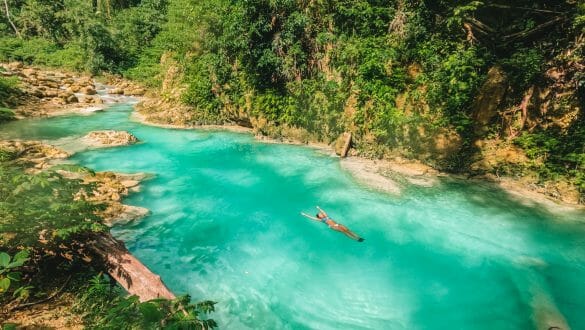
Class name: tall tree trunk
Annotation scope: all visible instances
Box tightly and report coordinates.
[3,0,20,38]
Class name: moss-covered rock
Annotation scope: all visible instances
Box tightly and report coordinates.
[0,107,15,122]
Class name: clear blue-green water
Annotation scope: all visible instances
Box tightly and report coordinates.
[2,104,585,329]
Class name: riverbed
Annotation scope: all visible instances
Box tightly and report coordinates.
[1,103,584,329]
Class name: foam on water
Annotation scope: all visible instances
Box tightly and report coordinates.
[2,104,585,329]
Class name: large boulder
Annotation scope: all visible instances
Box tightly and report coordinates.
[27,88,44,98]
[58,90,74,99]
[7,62,23,70]
[68,85,82,93]
[82,130,139,148]
[56,90,79,103]
[66,94,79,104]
[80,96,103,104]
[39,78,60,89]
[22,68,38,77]
[333,132,352,157]
[108,87,124,95]
[106,204,150,226]
[43,89,59,98]
[81,86,97,95]
[62,78,75,85]
[123,88,146,96]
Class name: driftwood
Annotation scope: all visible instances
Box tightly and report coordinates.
[502,16,568,45]
[90,233,175,302]
[467,17,495,35]
[340,132,352,158]
[464,14,568,46]
[464,18,496,44]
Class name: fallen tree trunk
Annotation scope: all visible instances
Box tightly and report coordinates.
[467,17,495,35]
[90,233,175,302]
[502,16,568,45]
[341,132,352,158]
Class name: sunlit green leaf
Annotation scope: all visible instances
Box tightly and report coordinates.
[0,252,10,267]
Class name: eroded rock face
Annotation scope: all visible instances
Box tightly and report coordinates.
[471,65,508,135]
[82,130,139,148]
[470,141,529,173]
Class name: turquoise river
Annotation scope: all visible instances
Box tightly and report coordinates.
[1,102,584,329]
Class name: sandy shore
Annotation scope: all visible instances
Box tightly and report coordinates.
[339,157,440,195]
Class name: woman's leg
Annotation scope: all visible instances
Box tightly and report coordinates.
[332,224,362,241]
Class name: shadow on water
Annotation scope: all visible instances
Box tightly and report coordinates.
[430,176,585,224]
[409,177,585,330]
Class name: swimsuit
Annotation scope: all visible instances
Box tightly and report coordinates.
[322,217,340,228]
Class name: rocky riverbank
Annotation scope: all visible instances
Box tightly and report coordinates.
[133,100,585,215]
[1,62,103,117]
[3,62,583,213]
[0,63,152,224]
[0,138,174,328]
[0,139,150,226]
[0,62,147,118]
[127,50,584,207]
[0,64,175,328]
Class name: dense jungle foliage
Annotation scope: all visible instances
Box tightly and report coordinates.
[0,0,583,327]
[2,1,582,199]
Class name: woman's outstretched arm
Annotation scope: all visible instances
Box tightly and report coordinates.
[301,212,320,221]
[315,206,328,216]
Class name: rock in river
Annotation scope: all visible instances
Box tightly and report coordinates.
[82,130,139,148]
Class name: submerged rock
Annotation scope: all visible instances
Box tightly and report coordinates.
[81,170,151,226]
[104,204,150,226]
[82,130,139,148]
[340,157,402,195]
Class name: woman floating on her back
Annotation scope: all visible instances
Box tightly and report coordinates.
[301,206,364,242]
